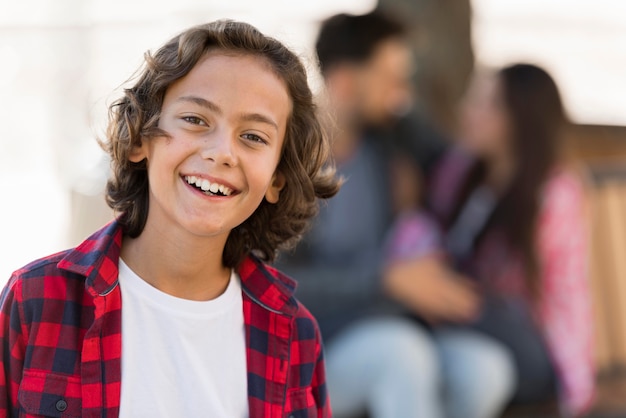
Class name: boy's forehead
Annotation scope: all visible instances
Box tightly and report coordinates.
[163,51,293,121]
[194,49,283,85]
[167,51,290,100]
[162,51,292,133]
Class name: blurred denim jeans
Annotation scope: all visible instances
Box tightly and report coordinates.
[324,316,515,418]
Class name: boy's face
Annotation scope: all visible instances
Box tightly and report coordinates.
[130,51,290,243]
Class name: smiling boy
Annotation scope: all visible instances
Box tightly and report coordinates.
[0,21,338,417]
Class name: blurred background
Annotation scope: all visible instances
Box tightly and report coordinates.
[1,0,625,415]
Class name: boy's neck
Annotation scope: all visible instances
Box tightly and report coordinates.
[120,221,232,302]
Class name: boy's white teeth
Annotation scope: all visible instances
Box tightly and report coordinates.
[184,176,233,196]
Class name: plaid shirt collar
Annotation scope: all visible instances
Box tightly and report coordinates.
[56,220,299,317]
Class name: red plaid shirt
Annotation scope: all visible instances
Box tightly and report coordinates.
[0,221,330,418]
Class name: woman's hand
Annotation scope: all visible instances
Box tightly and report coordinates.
[384,256,481,324]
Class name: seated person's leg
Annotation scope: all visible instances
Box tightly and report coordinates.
[471,296,557,404]
[434,328,516,418]
[325,316,444,418]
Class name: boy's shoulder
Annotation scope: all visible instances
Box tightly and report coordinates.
[3,249,96,312]
[5,249,76,296]
[241,258,322,340]
[4,221,123,303]
[1,249,94,336]
[12,249,71,279]
[265,265,324,345]
[292,299,323,346]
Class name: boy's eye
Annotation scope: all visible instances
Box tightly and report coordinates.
[182,116,207,126]
[241,133,268,145]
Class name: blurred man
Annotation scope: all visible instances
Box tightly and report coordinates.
[278,9,517,418]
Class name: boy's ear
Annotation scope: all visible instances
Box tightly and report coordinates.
[128,139,148,163]
[265,171,286,204]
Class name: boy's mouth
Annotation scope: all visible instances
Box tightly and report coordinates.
[184,175,234,197]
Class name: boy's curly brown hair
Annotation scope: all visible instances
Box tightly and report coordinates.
[103,20,340,268]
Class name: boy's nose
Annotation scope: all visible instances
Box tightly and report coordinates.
[200,132,237,167]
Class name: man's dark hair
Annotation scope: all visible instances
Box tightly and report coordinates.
[316,9,407,76]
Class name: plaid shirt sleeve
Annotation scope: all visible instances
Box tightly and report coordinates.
[0,275,25,416]
[242,258,331,417]
[0,253,95,418]
[286,303,330,418]
[310,316,331,417]
[0,240,117,418]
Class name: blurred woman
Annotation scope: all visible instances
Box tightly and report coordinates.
[385,64,595,417]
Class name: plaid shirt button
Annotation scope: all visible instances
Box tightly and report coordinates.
[55,399,68,412]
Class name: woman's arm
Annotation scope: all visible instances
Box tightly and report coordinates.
[536,171,595,416]
[383,211,480,324]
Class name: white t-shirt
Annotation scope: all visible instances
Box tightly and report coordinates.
[117,259,248,418]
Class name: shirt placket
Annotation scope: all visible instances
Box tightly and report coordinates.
[81,286,122,417]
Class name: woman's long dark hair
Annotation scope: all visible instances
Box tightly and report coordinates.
[449,63,568,296]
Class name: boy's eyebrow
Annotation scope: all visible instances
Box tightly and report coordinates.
[238,113,279,132]
[178,95,279,132]
[177,95,222,114]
